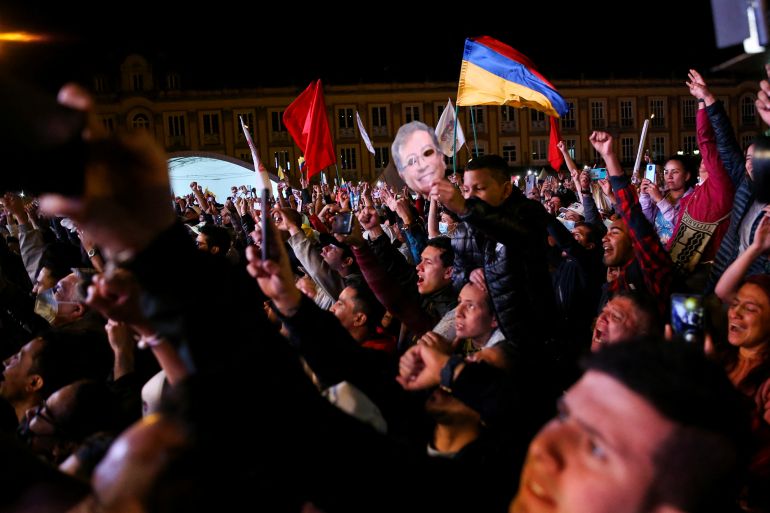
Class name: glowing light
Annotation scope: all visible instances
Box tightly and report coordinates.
[0,32,49,43]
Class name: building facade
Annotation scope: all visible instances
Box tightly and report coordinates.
[93,55,763,182]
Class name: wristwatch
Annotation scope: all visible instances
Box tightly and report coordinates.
[439,355,465,393]
[87,248,99,258]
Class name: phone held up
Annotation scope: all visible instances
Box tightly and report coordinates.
[331,212,354,235]
[645,163,660,183]
[670,294,705,345]
[590,168,607,181]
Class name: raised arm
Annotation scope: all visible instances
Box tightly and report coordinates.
[277,207,345,301]
[754,63,770,128]
[557,140,579,175]
[590,131,673,306]
[698,71,747,186]
[5,193,44,282]
[715,211,770,302]
[427,198,440,239]
[688,72,736,213]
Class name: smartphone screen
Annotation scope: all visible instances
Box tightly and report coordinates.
[645,164,657,182]
[525,174,537,195]
[670,294,705,345]
[331,212,353,234]
[590,168,607,181]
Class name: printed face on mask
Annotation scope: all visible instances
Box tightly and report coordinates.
[397,130,446,195]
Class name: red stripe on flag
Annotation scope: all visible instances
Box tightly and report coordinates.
[471,36,558,91]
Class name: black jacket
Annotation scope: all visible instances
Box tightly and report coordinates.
[451,189,558,353]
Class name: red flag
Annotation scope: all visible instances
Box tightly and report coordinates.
[283,80,336,178]
[548,117,564,172]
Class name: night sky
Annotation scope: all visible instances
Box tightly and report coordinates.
[0,0,763,92]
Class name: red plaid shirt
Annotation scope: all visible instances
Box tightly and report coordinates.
[607,175,674,315]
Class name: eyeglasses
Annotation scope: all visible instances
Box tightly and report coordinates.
[403,147,439,170]
[31,403,64,434]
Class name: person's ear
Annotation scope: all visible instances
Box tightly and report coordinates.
[27,374,43,393]
[72,303,86,318]
[210,246,220,255]
[442,265,453,281]
[353,312,367,328]
[342,256,354,268]
[502,180,513,198]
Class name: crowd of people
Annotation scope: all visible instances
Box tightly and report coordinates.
[0,68,769,512]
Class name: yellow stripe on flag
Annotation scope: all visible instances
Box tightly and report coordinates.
[457,61,561,117]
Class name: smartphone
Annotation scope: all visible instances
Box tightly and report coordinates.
[331,212,354,234]
[645,164,658,182]
[525,174,537,195]
[670,294,705,345]
[590,168,607,181]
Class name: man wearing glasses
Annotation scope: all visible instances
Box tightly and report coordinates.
[20,379,118,464]
[1,332,111,424]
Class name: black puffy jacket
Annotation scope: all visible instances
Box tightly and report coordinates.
[451,189,558,352]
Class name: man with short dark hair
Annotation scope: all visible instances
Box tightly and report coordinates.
[1,331,110,422]
[0,337,47,422]
[351,210,457,343]
[431,154,556,354]
[330,280,394,353]
[196,224,231,257]
[319,236,359,279]
[21,379,119,464]
[509,337,750,513]
[590,290,662,351]
[590,132,673,315]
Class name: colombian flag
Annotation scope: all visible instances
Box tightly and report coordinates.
[457,36,568,170]
[457,36,568,118]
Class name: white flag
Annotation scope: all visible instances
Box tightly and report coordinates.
[239,116,271,194]
[435,99,466,157]
[356,111,375,155]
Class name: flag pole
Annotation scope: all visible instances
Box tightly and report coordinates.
[238,115,273,260]
[469,107,479,158]
[452,103,459,176]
